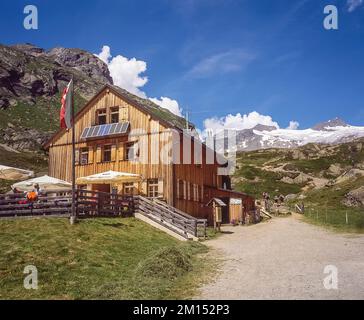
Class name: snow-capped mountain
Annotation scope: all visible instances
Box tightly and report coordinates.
[221,118,364,152]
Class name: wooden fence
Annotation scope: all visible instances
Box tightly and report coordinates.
[0,190,206,239]
[0,192,72,217]
[76,189,134,217]
[0,190,134,218]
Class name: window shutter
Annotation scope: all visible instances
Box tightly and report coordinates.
[176,179,180,199]
[96,146,102,163]
[119,143,124,161]
[111,144,117,162]
[75,149,80,165]
[119,106,128,121]
[183,181,187,200]
[88,146,94,164]
[133,182,138,195]
[141,181,147,196]
[158,178,164,197]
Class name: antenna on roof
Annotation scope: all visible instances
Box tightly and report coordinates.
[185,108,190,132]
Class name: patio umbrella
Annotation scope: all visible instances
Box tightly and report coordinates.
[76,170,141,185]
[11,175,72,192]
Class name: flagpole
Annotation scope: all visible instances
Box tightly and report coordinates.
[70,75,76,225]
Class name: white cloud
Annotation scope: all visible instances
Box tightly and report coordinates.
[149,97,183,117]
[95,45,184,117]
[347,0,363,12]
[287,120,300,130]
[96,45,148,98]
[187,49,255,78]
[203,111,280,133]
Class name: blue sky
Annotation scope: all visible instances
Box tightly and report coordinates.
[1,0,364,130]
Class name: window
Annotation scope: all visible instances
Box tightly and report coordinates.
[147,179,158,198]
[123,182,134,195]
[177,179,184,199]
[103,145,112,162]
[80,148,89,165]
[193,184,199,202]
[212,175,216,187]
[199,185,204,203]
[125,142,137,161]
[110,107,119,124]
[97,109,107,125]
[187,182,191,201]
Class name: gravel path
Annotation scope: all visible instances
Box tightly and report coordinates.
[197,215,364,299]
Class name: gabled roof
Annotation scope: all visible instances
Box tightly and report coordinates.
[109,85,194,130]
[206,198,227,207]
[44,84,194,149]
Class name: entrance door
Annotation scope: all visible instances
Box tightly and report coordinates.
[221,197,230,223]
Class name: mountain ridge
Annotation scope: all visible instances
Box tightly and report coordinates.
[219,118,364,152]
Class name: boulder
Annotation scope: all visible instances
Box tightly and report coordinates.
[328,164,343,176]
[285,194,297,201]
[343,186,364,207]
[281,173,311,184]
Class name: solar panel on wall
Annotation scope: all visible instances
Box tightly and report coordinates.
[80,122,130,139]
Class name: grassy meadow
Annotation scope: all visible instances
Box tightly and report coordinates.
[0,217,211,300]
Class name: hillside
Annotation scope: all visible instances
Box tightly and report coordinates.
[233,138,364,231]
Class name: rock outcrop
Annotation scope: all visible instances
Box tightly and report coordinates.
[343,186,364,207]
[0,43,113,109]
[0,43,114,152]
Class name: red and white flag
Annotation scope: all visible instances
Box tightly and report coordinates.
[60,79,73,129]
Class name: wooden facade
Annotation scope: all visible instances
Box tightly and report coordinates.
[45,84,254,224]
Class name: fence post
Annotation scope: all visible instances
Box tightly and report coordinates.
[75,189,78,217]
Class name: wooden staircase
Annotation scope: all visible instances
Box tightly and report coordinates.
[134,195,207,241]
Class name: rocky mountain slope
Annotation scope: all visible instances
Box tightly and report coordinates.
[233,138,364,230]
[221,118,364,152]
[0,43,113,151]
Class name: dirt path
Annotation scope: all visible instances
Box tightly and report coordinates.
[197,215,364,299]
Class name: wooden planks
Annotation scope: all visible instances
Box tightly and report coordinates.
[134,196,206,238]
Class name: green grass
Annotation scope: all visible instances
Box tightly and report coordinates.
[237,150,280,166]
[0,147,48,174]
[0,94,87,132]
[234,165,303,198]
[291,177,364,232]
[0,217,210,300]
[0,179,15,194]
[303,207,364,233]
